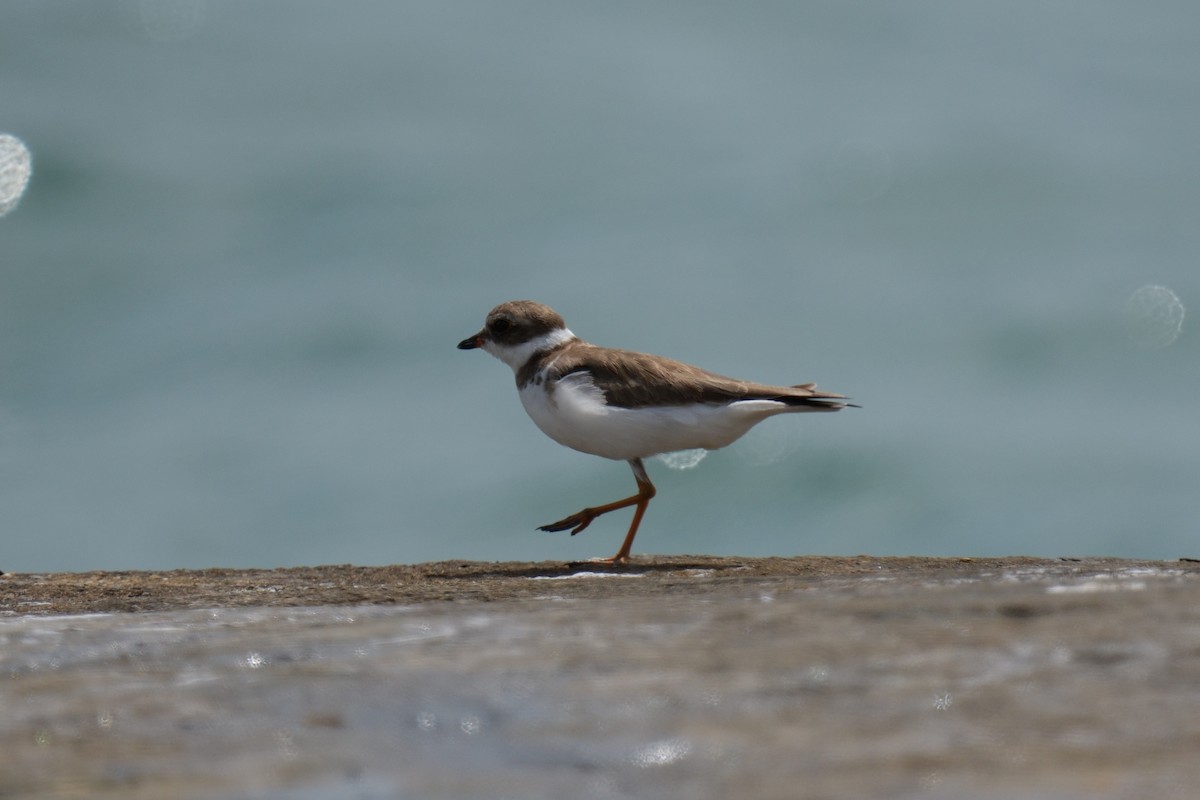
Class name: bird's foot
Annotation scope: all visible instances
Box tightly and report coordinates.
[565,553,631,569]
[537,509,596,536]
[588,553,630,566]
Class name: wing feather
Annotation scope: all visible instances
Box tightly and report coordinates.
[546,343,852,410]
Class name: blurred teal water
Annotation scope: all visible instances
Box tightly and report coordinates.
[1,2,1196,571]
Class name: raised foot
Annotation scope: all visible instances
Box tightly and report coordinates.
[537,509,596,536]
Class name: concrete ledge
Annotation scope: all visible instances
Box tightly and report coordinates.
[2,555,1197,615]
[3,556,1200,798]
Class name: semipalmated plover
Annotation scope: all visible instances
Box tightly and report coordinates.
[459,300,855,564]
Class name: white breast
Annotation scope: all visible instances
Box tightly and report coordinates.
[519,371,793,461]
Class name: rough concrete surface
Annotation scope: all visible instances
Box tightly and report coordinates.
[2,556,1199,799]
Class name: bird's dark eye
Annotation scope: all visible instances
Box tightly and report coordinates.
[490,318,511,334]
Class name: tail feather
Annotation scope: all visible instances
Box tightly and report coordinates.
[772,383,859,411]
[775,396,856,411]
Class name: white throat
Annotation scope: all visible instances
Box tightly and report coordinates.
[483,327,576,373]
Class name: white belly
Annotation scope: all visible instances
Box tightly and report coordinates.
[519,372,793,460]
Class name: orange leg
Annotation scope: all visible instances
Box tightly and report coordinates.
[538,458,656,564]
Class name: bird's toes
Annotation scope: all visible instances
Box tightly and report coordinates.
[586,554,628,565]
[538,511,593,535]
[537,517,578,533]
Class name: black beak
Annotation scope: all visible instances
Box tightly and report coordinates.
[457,332,483,350]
